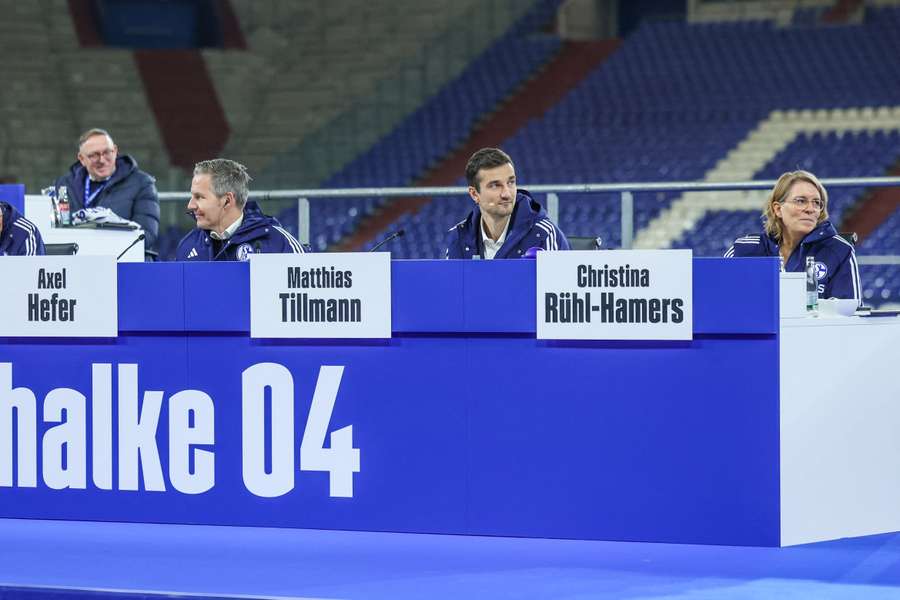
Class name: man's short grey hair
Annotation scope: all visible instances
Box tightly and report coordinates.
[77,128,114,152]
[194,159,252,207]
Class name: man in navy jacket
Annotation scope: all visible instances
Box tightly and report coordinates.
[0,201,45,256]
[445,148,569,259]
[54,128,159,260]
[176,159,305,261]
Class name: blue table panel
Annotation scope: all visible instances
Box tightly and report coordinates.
[465,335,780,546]
[0,259,782,545]
[118,262,185,332]
[115,258,779,336]
[391,259,465,332]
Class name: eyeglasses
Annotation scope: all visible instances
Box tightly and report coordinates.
[781,196,824,211]
[84,148,116,163]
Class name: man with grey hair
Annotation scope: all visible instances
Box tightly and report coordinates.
[54,128,159,260]
[176,158,305,261]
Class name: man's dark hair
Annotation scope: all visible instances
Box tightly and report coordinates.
[465,148,513,191]
[194,158,252,207]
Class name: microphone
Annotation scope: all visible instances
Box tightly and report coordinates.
[369,229,405,252]
[117,233,146,261]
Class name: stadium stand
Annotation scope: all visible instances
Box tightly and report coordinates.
[671,129,900,257]
[859,200,900,306]
[265,0,565,254]
[341,5,900,308]
[0,0,177,193]
[0,2,75,189]
[212,0,528,186]
[2,0,898,305]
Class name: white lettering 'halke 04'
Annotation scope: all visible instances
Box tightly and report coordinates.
[0,362,359,498]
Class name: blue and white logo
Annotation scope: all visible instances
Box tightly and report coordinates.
[815,261,828,281]
[236,243,254,261]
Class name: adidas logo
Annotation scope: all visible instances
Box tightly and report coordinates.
[187,248,198,259]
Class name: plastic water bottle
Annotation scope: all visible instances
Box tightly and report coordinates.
[57,186,71,226]
[805,256,818,313]
[42,186,61,226]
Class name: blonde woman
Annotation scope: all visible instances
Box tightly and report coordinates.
[725,170,861,302]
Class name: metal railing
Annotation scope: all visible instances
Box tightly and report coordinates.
[159,176,900,262]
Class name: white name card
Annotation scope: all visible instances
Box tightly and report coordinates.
[250,253,391,339]
[536,249,693,340]
[0,256,118,337]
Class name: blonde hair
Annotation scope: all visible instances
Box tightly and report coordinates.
[762,170,829,242]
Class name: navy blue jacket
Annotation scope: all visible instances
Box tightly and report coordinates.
[445,190,570,259]
[0,202,45,256]
[175,201,305,261]
[725,221,861,302]
[55,155,159,260]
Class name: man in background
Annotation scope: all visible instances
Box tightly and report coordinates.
[445,147,569,259]
[54,128,159,260]
[176,158,305,261]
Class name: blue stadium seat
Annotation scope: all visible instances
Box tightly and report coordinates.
[283,6,900,300]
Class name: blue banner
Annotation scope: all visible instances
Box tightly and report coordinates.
[0,259,782,545]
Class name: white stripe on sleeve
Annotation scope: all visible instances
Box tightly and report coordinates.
[272,226,304,253]
[13,220,37,255]
[849,250,862,302]
[834,236,862,302]
[535,220,557,251]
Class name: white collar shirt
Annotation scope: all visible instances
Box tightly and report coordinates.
[480,216,510,260]
[209,212,244,241]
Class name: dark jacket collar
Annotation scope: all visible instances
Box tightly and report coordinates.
[465,189,546,259]
[201,201,272,244]
[767,220,838,250]
[230,201,272,242]
[66,155,139,189]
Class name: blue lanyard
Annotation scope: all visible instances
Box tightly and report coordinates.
[84,176,108,207]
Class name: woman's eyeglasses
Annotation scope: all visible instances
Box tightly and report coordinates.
[781,196,824,211]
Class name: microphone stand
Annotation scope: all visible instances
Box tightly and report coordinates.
[369,229,405,252]
[117,233,146,261]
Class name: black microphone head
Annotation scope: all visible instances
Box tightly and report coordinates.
[117,231,146,261]
[137,233,146,241]
[369,229,406,251]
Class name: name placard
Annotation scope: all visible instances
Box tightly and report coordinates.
[250,253,391,339]
[537,249,693,340]
[0,256,118,337]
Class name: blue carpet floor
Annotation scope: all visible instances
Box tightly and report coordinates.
[1,518,900,599]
